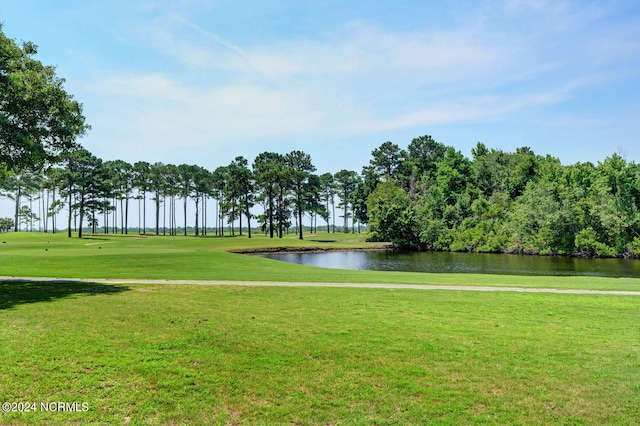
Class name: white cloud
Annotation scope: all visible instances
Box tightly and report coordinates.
[83,72,327,161]
[74,0,632,168]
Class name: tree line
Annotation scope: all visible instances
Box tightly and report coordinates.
[4,137,640,259]
[0,147,365,239]
[361,137,640,258]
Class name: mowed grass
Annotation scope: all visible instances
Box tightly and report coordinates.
[0,282,639,425]
[1,232,640,291]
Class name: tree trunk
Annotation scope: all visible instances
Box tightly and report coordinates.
[332,200,336,233]
[120,197,124,234]
[183,195,187,236]
[215,199,218,236]
[245,194,252,239]
[195,197,200,236]
[155,190,160,235]
[67,186,72,238]
[343,198,348,233]
[138,197,141,234]
[44,188,49,233]
[278,189,284,238]
[125,196,129,234]
[13,183,21,232]
[268,191,274,238]
[78,194,84,238]
[173,195,177,235]
[298,202,303,240]
[113,197,117,234]
[203,194,207,236]
[143,190,146,234]
[52,187,57,233]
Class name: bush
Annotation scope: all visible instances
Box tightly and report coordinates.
[574,227,616,257]
[0,217,14,233]
[628,237,640,258]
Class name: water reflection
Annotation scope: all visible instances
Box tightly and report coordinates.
[257,251,640,278]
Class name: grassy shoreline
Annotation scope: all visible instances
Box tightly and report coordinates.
[1,231,640,291]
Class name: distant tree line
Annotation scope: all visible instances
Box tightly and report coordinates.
[0,148,364,240]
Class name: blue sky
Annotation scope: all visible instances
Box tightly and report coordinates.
[2,0,640,175]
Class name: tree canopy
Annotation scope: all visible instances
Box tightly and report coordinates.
[0,24,89,173]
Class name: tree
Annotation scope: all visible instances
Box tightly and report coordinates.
[366,178,420,248]
[211,166,228,236]
[133,161,151,234]
[162,163,179,236]
[0,217,14,232]
[176,164,194,236]
[148,162,165,235]
[104,160,133,234]
[318,172,336,233]
[0,25,89,171]
[253,152,285,238]
[591,154,640,251]
[407,135,446,178]
[45,166,66,233]
[369,141,405,182]
[286,150,316,240]
[18,205,38,231]
[352,165,379,226]
[59,148,105,238]
[304,174,326,233]
[334,169,358,233]
[228,156,254,238]
[1,170,40,232]
[191,166,210,237]
[471,144,540,199]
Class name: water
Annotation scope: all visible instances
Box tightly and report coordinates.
[256,250,640,278]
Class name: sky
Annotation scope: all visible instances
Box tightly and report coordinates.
[1,0,640,225]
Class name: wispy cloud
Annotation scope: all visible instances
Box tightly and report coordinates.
[73,0,639,166]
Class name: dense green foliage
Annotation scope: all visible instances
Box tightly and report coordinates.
[364,137,640,257]
[0,25,88,171]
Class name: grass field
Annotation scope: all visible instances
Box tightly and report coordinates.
[2,231,640,291]
[1,232,640,424]
[1,283,639,425]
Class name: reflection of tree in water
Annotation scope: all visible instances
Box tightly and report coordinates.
[260,251,640,278]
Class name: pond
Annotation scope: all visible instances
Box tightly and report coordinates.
[256,250,640,278]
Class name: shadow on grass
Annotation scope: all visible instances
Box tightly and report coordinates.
[0,279,131,310]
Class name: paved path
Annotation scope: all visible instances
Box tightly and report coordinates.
[1,276,639,296]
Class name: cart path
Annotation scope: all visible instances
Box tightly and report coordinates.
[1,276,639,296]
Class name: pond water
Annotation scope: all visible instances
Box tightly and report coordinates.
[257,250,640,278]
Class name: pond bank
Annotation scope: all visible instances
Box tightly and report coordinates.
[230,245,393,255]
[254,250,640,278]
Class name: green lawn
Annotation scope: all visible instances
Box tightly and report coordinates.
[1,282,639,425]
[1,231,640,291]
[1,232,639,424]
